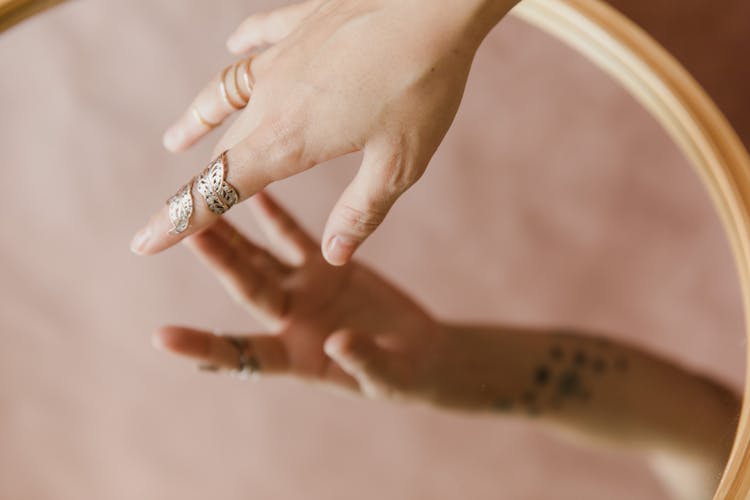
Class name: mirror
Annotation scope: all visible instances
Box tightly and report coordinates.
[1,1,747,499]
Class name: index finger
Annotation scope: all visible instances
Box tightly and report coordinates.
[130,145,272,255]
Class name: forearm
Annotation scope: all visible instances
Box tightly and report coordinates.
[428,324,739,464]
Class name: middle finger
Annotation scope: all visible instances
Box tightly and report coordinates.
[185,219,290,329]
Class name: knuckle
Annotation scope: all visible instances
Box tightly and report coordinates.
[242,12,268,31]
[276,134,306,166]
[378,151,418,196]
[259,117,311,170]
[249,51,272,80]
[336,203,387,238]
[268,9,292,33]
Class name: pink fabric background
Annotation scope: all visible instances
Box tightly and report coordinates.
[0,1,747,498]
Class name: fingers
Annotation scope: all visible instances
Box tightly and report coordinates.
[153,326,288,374]
[163,57,256,153]
[321,146,411,266]
[183,219,289,329]
[226,0,323,54]
[249,191,316,266]
[155,327,395,399]
[132,125,307,256]
[324,330,392,399]
[165,0,323,153]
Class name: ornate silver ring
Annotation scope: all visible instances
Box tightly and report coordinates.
[196,151,239,215]
[227,337,261,380]
[167,182,193,234]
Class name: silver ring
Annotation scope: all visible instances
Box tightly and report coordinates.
[196,151,239,215]
[196,172,229,214]
[227,337,261,380]
[167,181,193,234]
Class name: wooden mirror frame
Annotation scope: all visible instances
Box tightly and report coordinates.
[2,0,749,497]
[510,2,750,497]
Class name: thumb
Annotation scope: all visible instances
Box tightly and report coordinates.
[322,147,409,265]
[324,330,393,398]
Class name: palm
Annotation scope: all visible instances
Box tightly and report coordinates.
[156,192,440,400]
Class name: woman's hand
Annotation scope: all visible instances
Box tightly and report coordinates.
[131,0,517,264]
[153,191,444,400]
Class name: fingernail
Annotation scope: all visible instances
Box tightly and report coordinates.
[325,235,356,266]
[323,339,337,358]
[130,226,151,255]
[163,127,180,151]
[226,36,240,53]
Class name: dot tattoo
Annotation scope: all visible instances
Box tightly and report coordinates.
[557,370,582,397]
[489,334,633,416]
[556,369,593,403]
[534,365,551,386]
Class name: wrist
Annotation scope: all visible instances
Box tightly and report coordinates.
[446,0,520,47]
[420,323,513,411]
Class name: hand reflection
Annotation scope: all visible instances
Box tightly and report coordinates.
[153,192,739,500]
[153,191,443,401]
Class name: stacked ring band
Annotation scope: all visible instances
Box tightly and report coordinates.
[192,106,220,129]
[192,56,256,130]
[220,65,246,110]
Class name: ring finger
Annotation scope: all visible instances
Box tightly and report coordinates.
[154,326,289,376]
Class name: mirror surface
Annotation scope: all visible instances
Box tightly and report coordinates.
[0,1,745,499]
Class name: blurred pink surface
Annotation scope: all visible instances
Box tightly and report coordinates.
[0,1,747,499]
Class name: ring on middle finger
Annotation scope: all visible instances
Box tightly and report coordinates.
[233,60,250,103]
[239,56,256,100]
[219,65,246,110]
